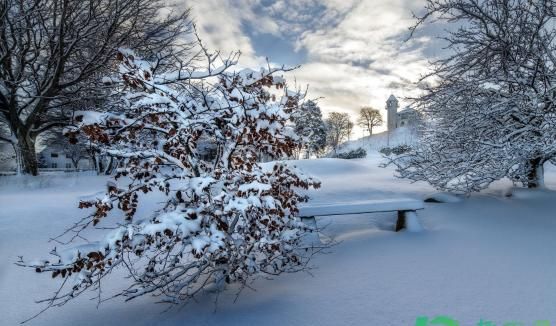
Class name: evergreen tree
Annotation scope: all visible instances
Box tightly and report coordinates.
[292,100,327,158]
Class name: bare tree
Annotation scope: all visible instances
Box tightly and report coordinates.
[325,112,353,153]
[0,0,191,175]
[357,107,383,136]
[390,0,556,193]
[346,119,354,141]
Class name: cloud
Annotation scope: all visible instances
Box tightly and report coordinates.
[187,0,277,67]
[290,0,433,128]
[185,0,439,134]
[187,0,352,64]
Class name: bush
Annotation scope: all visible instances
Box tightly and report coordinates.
[392,145,412,155]
[380,145,411,156]
[336,147,367,159]
[379,147,392,156]
[21,48,322,311]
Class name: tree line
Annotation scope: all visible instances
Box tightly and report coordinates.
[293,102,383,158]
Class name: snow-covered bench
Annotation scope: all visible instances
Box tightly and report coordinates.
[298,198,425,234]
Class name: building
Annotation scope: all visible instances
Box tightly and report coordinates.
[38,144,94,170]
[385,95,399,131]
[385,95,420,131]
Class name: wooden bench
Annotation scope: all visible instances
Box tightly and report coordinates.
[298,198,425,234]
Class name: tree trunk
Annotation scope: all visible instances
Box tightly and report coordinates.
[104,156,114,175]
[16,132,39,175]
[526,157,545,189]
[72,158,79,170]
[97,155,104,174]
[91,153,99,174]
[10,142,22,175]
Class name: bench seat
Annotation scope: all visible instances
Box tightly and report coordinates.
[298,198,424,217]
[298,198,424,234]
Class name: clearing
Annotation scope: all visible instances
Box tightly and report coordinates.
[1,153,556,325]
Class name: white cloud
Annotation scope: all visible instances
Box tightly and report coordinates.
[185,0,435,135]
[187,0,276,67]
[288,0,432,134]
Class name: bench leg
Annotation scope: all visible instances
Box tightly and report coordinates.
[300,216,321,245]
[395,211,406,232]
[301,216,317,229]
[396,210,423,232]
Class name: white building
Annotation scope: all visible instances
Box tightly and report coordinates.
[0,143,96,173]
[38,145,94,170]
[385,95,420,131]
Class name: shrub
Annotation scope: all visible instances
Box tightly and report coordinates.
[380,145,411,156]
[336,147,367,159]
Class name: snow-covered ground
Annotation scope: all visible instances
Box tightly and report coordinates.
[2,153,556,325]
[335,127,418,155]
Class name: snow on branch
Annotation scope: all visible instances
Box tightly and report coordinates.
[19,39,323,318]
[389,0,556,193]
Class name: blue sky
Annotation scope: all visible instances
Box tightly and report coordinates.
[187,0,441,136]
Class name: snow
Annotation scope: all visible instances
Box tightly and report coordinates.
[504,187,556,200]
[140,209,201,238]
[403,210,423,232]
[334,126,418,156]
[2,154,556,325]
[298,198,424,217]
[238,181,271,193]
[74,110,111,125]
[58,243,103,265]
[424,192,463,203]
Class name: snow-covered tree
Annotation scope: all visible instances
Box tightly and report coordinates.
[390,0,556,193]
[357,107,383,136]
[292,100,327,158]
[0,0,190,175]
[325,112,353,153]
[19,45,321,315]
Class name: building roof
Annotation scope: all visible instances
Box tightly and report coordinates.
[387,94,397,102]
[398,106,416,114]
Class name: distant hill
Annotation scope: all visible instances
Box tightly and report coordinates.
[333,127,418,156]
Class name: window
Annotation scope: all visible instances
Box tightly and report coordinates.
[66,163,72,169]
[66,154,72,159]
[50,153,58,158]
[51,163,57,168]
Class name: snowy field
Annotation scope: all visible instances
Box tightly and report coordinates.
[2,153,556,325]
[335,127,418,155]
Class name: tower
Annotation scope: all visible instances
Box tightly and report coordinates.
[386,94,398,131]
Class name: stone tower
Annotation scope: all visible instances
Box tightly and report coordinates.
[386,94,399,131]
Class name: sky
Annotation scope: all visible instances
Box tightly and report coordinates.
[186,0,444,136]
